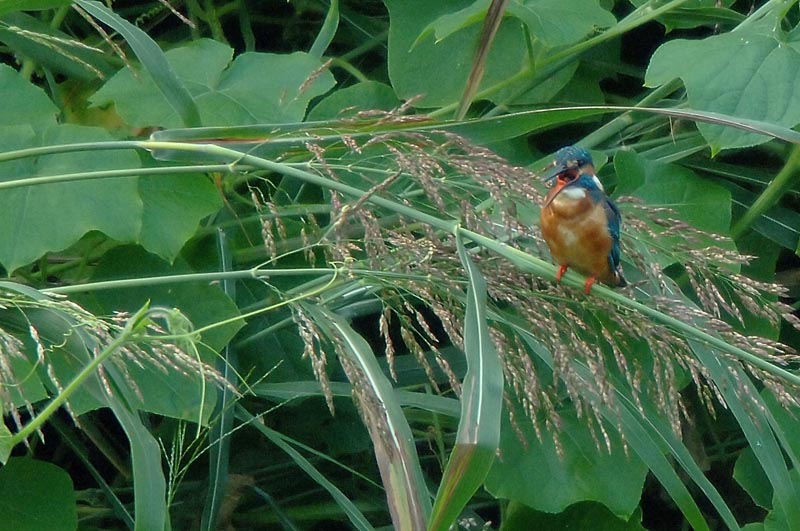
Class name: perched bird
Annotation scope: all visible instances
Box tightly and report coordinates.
[539,146,626,294]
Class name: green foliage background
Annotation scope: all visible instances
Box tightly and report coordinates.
[0,1,798,530]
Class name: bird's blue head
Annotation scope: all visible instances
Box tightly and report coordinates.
[543,145,594,184]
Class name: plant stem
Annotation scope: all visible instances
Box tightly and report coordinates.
[43,268,337,295]
[730,144,800,239]
[9,304,150,448]
[9,136,800,388]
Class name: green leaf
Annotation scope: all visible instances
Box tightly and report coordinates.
[501,501,647,531]
[137,170,221,262]
[420,0,615,49]
[386,0,527,107]
[309,0,339,58]
[645,27,800,152]
[253,381,461,417]
[506,0,616,48]
[485,406,648,519]
[0,124,141,272]
[429,234,503,531]
[76,0,201,127]
[201,229,237,531]
[415,0,489,47]
[91,38,335,128]
[0,63,57,128]
[0,422,9,465]
[735,447,773,509]
[0,458,77,531]
[615,150,732,234]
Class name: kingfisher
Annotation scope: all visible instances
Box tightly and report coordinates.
[539,146,626,294]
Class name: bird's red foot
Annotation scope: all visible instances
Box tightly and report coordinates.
[556,265,569,282]
[583,276,597,294]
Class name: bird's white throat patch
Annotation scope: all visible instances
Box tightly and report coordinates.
[558,187,586,200]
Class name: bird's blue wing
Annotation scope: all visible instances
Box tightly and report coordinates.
[603,197,622,270]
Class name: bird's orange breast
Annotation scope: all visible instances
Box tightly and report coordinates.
[540,191,616,284]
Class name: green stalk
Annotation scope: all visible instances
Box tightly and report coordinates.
[43,268,337,295]
[0,164,242,191]
[730,144,800,239]
[8,137,799,388]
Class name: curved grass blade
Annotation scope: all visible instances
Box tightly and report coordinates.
[75,0,201,127]
[253,381,460,418]
[150,104,800,164]
[309,0,339,59]
[237,405,375,531]
[690,341,800,529]
[304,303,432,530]
[428,234,503,531]
[200,229,238,531]
[106,393,170,531]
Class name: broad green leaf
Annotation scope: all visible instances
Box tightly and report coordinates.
[429,234,503,531]
[0,124,141,272]
[421,0,615,49]
[416,0,490,46]
[0,458,76,531]
[0,63,57,128]
[485,405,648,518]
[137,170,221,261]
[506,0,616,48]
[501,501,647,531]
[386,0,527,107]
[735,447,772,509]
[91,38,335,128]
[76,0,201,127]
[645,26,800,152]
[615,150,732,234]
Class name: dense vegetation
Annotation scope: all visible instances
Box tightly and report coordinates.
[0,1,799,530]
